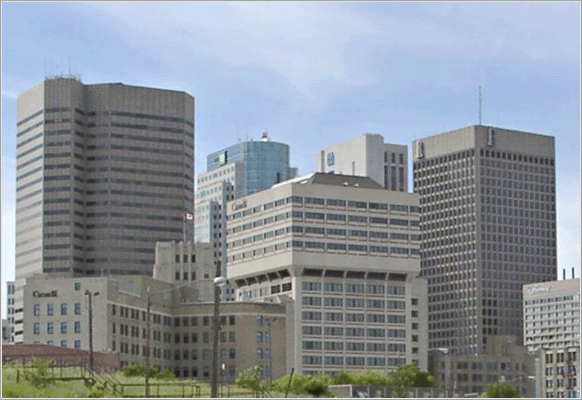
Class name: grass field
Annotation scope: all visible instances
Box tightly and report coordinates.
[1,364,294,398]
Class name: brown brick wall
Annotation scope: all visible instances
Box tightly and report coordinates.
[2,344,120,373]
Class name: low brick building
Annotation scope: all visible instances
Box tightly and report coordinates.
[2,344,120,374]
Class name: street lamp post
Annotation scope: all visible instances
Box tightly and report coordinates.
[211,276,227,398]
[84,290,99,381]
[267,318,273,388]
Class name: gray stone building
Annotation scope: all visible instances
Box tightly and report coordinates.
[413,125,557,355]
[428,335,535,397]
[14,77,195,344]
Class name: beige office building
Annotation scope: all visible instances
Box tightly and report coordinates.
[22,273,287,382]
[413,125,557,355]
[15,77,195,344]
[226,173,428,375]
[316,133,408,191]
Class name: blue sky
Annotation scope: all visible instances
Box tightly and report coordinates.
[2,2,580,318]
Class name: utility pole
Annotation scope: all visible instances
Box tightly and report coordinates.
[85,290,99,381]
[211,274,227,398]
[267,318,273,388]
[145,287,151,398]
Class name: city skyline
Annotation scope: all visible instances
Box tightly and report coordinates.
[2,2,580,319]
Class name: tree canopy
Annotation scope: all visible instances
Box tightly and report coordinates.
[480,382,522,398]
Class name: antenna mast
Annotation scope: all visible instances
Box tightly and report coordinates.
[479,85,482,125]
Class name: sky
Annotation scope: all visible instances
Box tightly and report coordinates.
[1,2,580,319]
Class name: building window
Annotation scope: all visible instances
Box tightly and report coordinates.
[74,321,81,333]
[61,322,67,334]
[74,282,81,291]
[61,340,67,348]
[47,322,54,334]
[47,304,54,316]
[61,303,67,315]
[34,323,40,334]
[74,340,81,349]
[34,304,40,316]
[74,303,81,315]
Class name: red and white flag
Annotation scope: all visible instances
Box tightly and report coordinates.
[183,212,193,221]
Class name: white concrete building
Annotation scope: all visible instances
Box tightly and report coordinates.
[316,134,408,192]
[523,278,580,353]
[226,173,427,375]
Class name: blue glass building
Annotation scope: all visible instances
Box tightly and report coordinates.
[195,133,296,300]
[206,133,295,196]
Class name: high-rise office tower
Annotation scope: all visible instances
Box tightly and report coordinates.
[195,132,296,292]
[316,133,408,192]
[14,77,195,343]
[413,125,557,355]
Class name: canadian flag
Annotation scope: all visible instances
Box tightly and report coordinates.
[183,212,193,221]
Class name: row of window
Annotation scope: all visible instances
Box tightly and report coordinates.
[230,226,421,248]
[230,197,419,220]
[42,339,82,349]
[34,321,81,334]
[33,303,81,316]
[303,355,406,366]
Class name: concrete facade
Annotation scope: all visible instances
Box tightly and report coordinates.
[523,278,580,353]
[15,77,195,343]
[539,345,580,398]
[428,336,535,397]
[316,133,408,191]
[225,173,428,375]
[22,273,287,382]
[413,125,557,355]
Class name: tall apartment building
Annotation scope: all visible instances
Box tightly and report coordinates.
[4,281,15,344]
[413,125,557,355]
[226,173,428,375]
[316,133,408,191]
[15,77,195,343]
[523,278,580,353]
[195,132,296,297]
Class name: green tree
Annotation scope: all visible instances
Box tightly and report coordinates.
[22,358,53,388]
[386,364,435,398]
[303,375,333,398]
[272,373,332,397]
[350,370,388,386]
[480,382,522,398]
[235,365,269,397]
[331,371,353,385]
[272,373,312,395]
